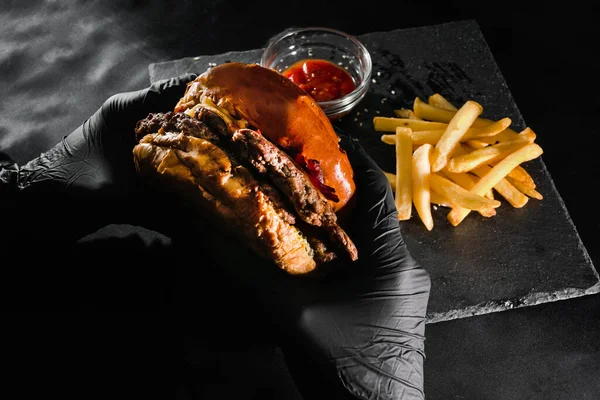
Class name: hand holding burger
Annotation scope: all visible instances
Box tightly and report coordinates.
[132,62,431,398]
[133,62,358,275]
[171,126,432,400]
[0,66,431,399]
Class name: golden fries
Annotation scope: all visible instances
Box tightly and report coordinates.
[373,93,545,229]
[394,108,421,119]
[413,97,457,122]
[446,130,536,173]
[441,170,496,217]
[431,100,483,172]
[380,117,511,147]
[386,172,459,208]
[412,144,434,231]
[395,127,413,220]
[430,173,501,211]
[472,165,529,208]
[506,176,543,200]
[427,93,458,111]
[373,117,448,132]
[448,143,543,225]
[393,108,412,118]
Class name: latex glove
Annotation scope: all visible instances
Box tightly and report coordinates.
[174,133,432,400]
[286,134,431,400]
[1,72,430,398]
[0,73,197,243]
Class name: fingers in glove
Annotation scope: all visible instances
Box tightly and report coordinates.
[106,72,198,116]
[279,263,431,400]
[338,136,420,272]
[147,72,198,110]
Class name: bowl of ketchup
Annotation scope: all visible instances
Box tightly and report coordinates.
[260,27,372,121]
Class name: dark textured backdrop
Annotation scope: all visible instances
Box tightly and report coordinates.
[1,1,599,399]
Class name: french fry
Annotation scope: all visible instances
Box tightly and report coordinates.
[378,116,510,146]
[384,171,396,190]
[395,127,413,220]
[430,173,501,211]
[388,170,463,208]
[394,108,421,119]
[410,129,452,145]
[430,100,484,172]
[428,93,458,111]
[494,179,529,208]
[393,108,413,118]
[447,144,498,202]
[412,143,434,231]
[427,117,510,142]
[374,95,544,229]
[493,162,536,188]
[524,188,543,200]
[414,96,509,129]
[381,130,444,145]
[394,169,453,208]
[440,170,496,217]
[472,166,529,208]
[446,131,536,173]
[508,165,536,185]
[373,117,448,132]
[493,127,521,142]
[413,97,458,122]
[448,143,543,226]
[441,169,476,189]
[504,173,536,191]
[468,117,512,137]
[506,176,543,200]
[387,171,459,209]
[381,134,396,145]
[388,170,459,209]
[480,127,523,144]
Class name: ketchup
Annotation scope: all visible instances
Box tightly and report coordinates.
[282,59,356,102]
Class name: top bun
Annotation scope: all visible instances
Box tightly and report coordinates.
[174,62,356,212]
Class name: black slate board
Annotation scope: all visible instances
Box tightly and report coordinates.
[148,20,599,323]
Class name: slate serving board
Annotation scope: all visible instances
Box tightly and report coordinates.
[148,19,599,323]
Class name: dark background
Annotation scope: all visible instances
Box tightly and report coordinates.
[1,1,599,399]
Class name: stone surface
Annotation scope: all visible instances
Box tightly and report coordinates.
[149,20,599,323]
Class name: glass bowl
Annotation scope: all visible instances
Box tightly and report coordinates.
[260,27,372,120]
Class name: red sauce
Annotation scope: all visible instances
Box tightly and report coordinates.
[282,59,356,102]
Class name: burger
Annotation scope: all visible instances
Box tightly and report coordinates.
[132,62,357,275]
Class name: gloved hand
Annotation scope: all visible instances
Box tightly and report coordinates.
[0,73,197,243]
[283,134,431,400]
[174,132,432,400]
[1,73,431,398]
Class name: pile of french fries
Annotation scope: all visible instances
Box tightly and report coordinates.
[374,93,544,230]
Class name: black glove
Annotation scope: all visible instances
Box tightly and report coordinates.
[286,134,431,400]
[174,133,432,400]
[0,72,197,243]
[1,73,431,398]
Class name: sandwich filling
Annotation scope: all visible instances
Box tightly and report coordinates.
[133,110,357,274]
